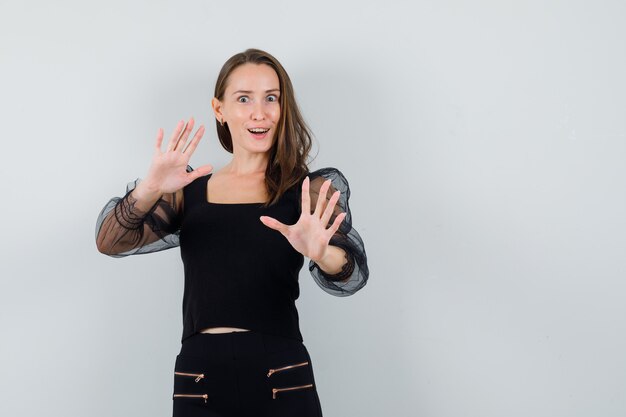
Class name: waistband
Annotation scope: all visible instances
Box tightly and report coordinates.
[179,330,304,361]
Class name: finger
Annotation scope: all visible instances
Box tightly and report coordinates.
[259,216,289,234]
[314,179,332,217]
[320,190,341,227]
[182,125,206,155]
[326,212,346,236]
[301,176,311,216]
[154,128,164,153]
[166,120,186,152]
[166,120,185,151]
[190,163,213,179]
[174,117,195,152]
[172,118,192,152]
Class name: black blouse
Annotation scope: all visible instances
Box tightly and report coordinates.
[95,166,369,342]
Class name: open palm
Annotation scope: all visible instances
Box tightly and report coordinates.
[259,176,346,262]
[143,118,213,194]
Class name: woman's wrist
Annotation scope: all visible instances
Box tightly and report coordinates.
[130,180,163,213]
[314,245,348,275]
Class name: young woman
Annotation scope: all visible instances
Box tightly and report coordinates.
[95,48,369,417]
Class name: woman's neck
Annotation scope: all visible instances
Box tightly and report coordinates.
[224,152,269,176]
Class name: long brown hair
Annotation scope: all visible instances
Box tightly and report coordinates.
[214,48,314,207]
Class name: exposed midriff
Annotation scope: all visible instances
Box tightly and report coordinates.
[200,326,251,334]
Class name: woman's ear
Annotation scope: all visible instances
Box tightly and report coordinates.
[211,97,223,123]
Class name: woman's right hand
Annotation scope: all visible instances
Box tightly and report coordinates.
[142,117,213,195]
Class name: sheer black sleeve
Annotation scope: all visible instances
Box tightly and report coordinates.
[305,167,369,296]
[95,165,193,257]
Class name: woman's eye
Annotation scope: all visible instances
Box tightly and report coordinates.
[237,95,278,103]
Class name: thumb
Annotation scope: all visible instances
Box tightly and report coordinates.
[259,216,289,234]
[190,164,214,180]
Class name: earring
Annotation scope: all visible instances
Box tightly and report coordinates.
[220,118,224,126]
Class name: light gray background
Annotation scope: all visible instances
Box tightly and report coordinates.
[1,1,625,416]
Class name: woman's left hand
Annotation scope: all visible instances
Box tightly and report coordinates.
[259,176,346,262]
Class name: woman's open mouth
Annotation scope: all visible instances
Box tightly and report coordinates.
[248,128,270,139]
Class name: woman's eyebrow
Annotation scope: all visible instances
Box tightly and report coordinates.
[232,89,280,95]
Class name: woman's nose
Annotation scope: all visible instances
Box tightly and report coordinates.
[251,101,265,120]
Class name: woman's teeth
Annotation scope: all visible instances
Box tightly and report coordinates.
[248,128,269,139]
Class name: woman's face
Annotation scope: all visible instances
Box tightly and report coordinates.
[212,63,281,155]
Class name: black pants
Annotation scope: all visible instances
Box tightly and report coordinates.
[172,330,324,417]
